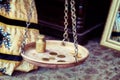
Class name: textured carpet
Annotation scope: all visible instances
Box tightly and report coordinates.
[0,37,120,80]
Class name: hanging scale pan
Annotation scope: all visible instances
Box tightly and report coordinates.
[21,0,89,68]
[21,40,89,68]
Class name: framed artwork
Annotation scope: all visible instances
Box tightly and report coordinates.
[100,0,120,51]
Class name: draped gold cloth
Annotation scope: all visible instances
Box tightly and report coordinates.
[0,0,39,75]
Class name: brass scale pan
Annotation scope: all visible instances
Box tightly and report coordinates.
[21,40,89,68]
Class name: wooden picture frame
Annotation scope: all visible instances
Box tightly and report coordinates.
[100,0,120,51]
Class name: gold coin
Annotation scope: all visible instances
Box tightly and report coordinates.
[49,52,58,56]
[57,55,66,58]
[57,60,66,62]
[42,58,49,61]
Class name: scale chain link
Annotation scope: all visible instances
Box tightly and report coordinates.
[20,0,34,54]
[63,0,69,45]
[70,0,78,63]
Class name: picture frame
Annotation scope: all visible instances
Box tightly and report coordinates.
[100,0,120,51]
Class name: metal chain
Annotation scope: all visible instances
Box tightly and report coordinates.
[62,0,69,45]
[20,0,34,54]
[70,0,78,63]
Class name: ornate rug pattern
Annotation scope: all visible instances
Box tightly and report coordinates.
[0,38,120,80]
